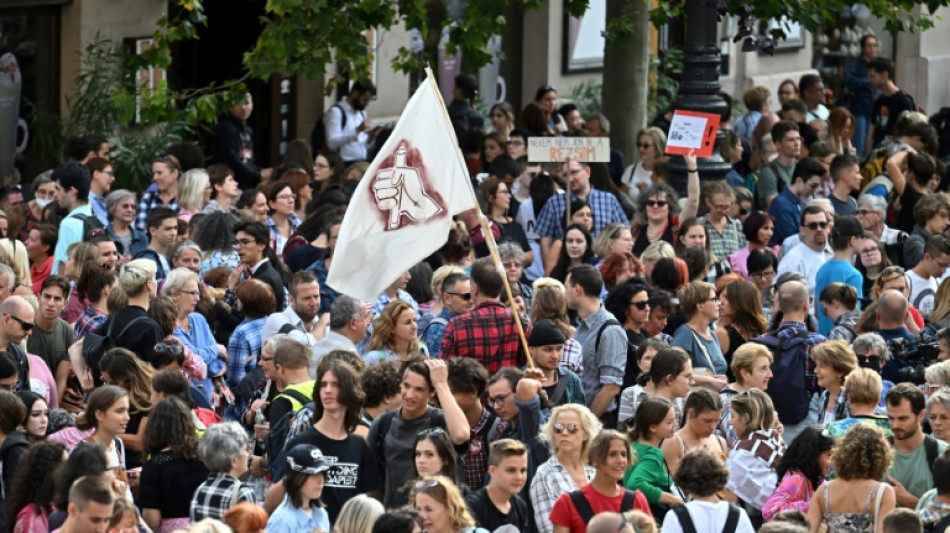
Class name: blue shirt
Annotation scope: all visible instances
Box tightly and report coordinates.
[135,187,178,234]
[227,316,266,389]
[54,204,94,274]
[814,258,864,336]
[89,192,109,226]
[534,189,628,240]
[174,313,226,403]
[768,187,803,247]
[422,307,455,357]
[671,323,728,375]
[266,495,330,533]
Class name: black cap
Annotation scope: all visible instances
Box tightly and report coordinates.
[455,74,479,100]
[528,319,566,347]
[833,215,863,238]
[285,444,331,475]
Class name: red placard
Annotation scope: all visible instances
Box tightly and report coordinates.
[664,110,721,158]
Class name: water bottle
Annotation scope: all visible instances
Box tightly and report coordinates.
[254,408,266,450]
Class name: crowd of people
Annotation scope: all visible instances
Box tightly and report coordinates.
[0,53,949,533]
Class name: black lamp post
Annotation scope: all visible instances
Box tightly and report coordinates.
[667,0,733,196]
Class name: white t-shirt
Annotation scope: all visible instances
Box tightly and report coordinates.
[620,162,653,202]
[907,269,937,316]
[776,243,833,300]
[661,500,756,533]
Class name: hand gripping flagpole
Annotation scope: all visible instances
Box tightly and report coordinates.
[423,66,536,369]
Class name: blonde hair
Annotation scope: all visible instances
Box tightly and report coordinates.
[811,340,858,386]
[626,510,658,533]
[178,168,210,212]
[0,239,29,285]
[530,277,574,339]
[678,280,715,319]
[366,300,421,353]
[844,368,883,406]
[730,388,776,437]
[332,494,385,533]
[925,359,950,387]
[592,223,629,258]
[119,259,156,296]
[410,476,475,530]
[730,343,773,385]
[430,265,465,303]
[538,403,602,461]
[641,240,675,263]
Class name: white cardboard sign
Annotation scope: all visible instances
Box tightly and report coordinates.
[527,137,611,162]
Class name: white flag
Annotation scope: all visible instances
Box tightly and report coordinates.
[326,72,476,302]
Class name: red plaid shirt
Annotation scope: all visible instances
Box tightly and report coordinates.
[439,301,527,374]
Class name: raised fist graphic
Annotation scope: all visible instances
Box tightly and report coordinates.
[373,143,443,230]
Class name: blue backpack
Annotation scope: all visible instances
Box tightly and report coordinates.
[752,329,812,425]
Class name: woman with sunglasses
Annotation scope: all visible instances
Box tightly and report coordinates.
[550,430,651,533]
[623,397,683,521]
[631,169,700,258]
[410,475,482,533]
[620,127,667,200]
[391,426,465,509]
[530,404,601,533]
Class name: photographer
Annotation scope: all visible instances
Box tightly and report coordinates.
[875,290,922,383]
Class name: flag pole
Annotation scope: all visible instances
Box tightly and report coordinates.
[424,67,536,369]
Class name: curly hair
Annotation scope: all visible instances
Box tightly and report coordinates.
[144,397,199,460]
[832,423,894,481]
[775,425,833,490]
[4,441,66,521]
[366,300,422,353]
[53,443,109,509]
[538,403,602,461]
[410,475,475,530]
[633,183,680,228]
[604,280,650,325]
[361,358,402,408]
[674,448,729,497]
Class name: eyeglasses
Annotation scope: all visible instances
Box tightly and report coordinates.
[629,300,649,310]
[496,189,512,196]
[6,315,32,331]
[860,247,880,256]
[553,422,580,435]
[235,238,257,247]
[181,290,200,298]
[751,270,775,279]
[646,200,668,208]
[636,143,654,149]
[86,228,107,238]
[803,221,828,231]
[488,392,512,408]
[711,203,732,211]
[276,193,297,201]
[739,208,749,216]
[502,262,522,269]
[445,291,472,301]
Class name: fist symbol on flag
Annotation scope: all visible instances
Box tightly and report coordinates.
[373,143,443,230]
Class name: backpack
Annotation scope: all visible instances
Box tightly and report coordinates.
[0,432,29,531]
[265,387,312,479]
[749,161,787,211]
[68,211,106,239]
[887,434,941,481]
[672,503,741,533]
[751,329,813,425]
[310,103,345,154]
[420,317,448,341]
[930,107,950,160]
[371,409,441,487]
[925,511,950,533]
[567,489,639,523]
[885,231,910,268]
[860,146,892,190]
[81,316,151,388]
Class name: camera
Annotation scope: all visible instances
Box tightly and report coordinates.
[887,336,940,385]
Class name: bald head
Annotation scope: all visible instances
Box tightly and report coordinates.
[877,289,908,325]
[0,296,31,317]
[778,280,809,314]
[587,513,634,533]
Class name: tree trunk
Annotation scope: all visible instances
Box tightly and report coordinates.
[602,0,650,163]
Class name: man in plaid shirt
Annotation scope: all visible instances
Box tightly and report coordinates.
[440,258,528,375]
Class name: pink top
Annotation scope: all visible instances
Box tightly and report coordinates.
[27,354,58,408]
[728,244,782,280]
[762,469,818,521]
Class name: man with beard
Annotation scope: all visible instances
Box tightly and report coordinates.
[263,271,329,360]
[885,383,947,508]
[325,78,377,164]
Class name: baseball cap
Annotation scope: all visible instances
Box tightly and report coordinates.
[285,444,331,476]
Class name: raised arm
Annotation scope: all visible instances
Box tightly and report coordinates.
[679,150,701,222]
[426,359,470,445]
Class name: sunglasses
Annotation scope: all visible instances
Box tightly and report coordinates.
[803,222,828,231]
[553,422,580,435]
[646,200,668,208]
[881,266,905,278]
[445,292,472,300]
[418,427,447,438]
[414,479,440,490]
[7,315,32,331]
[629,300,649,310]
[154,343,183,355]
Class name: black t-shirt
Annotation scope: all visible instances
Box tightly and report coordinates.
[897,185,924,234]
[137,451,209,519]
[368,406,448,507]
[622,327,648,391]
[281,426,381,524]
[93,306,163,363]
[474,219,532,258]
[872,90,917,146]
[124,410,146,469]
[465,487,530,532]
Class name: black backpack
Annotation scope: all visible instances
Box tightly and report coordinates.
[672,503,741,533]
[265,388,312,479]
[568,489,639,523]
[310,103,345,154]
[82,316,151,387]
[752,329,813,425]
[925,512,950,533]
[69,211,106,239]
